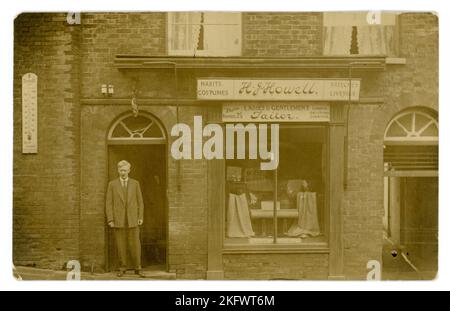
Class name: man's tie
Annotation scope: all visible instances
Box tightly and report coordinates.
[121,180,127,200]
[121,179,128,227]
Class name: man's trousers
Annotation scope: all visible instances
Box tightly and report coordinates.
[114,227,141,271]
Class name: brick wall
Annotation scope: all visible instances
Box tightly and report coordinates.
[81,13,166,99]
[13,13,81,270]
[343,104,385,279]
[243,12,323,57]
[164,106,209,279]
[223,254,329,280]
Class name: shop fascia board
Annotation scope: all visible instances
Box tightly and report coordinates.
[114,55,387,71]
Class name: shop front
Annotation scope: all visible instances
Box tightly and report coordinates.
[80,56,386,279]
[201,81,353,280]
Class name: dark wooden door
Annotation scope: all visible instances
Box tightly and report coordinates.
[107,144,167,271]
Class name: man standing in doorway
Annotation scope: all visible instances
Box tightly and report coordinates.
[106,160,145,277]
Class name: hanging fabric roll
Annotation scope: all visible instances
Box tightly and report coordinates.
[287,192,321,237]
[227,193,255,238]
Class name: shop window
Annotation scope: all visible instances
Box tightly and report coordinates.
[167,12,241,56]
[108,113,166,143]
[323,12,397,56]
[225,126,327,245]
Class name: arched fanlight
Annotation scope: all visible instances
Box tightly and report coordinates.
[108,113,166,144]
[384,108,438,172]
[384,109,438,144]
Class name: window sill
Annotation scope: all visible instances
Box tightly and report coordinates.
[223,242,329,254]
[386,57,406,65]
[168,50,242,57]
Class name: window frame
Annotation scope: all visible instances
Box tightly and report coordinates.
[107,112,167,145]
[384,110,438,145]
[322,12,400,57]
[166,12,243,57]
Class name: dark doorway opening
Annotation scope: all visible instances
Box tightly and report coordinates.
[400,177,438,272]
[107,144,167,271]
[382,176,438,279]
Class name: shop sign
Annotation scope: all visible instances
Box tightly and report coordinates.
[222,102,330,122]
[197,79,360,101]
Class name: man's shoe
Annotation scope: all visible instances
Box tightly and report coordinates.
[135,270,145,278]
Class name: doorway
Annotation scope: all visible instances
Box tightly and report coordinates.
[382,108,438,279]
[384,176,438,271]
[107,144,167,271]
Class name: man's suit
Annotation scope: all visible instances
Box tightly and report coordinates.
[106,177,144,271]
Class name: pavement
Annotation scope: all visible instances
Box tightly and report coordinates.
[381,241,438,281]
[13,255,437,281]
[13,266,176,281]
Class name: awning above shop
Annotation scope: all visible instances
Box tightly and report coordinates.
[114,55,387,71]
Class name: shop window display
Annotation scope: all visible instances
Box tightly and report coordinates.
[225,126,328,245]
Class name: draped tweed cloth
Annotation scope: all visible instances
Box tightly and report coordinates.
[227,193,255,238]
[287,192,321,237]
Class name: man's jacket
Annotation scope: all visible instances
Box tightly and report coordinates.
[106,178,144,228]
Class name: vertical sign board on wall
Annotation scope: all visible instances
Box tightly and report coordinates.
[22,73,38,154]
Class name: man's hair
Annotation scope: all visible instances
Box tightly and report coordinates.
[117,160,131,169]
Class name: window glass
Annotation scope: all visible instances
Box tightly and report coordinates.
[384,110,438,142]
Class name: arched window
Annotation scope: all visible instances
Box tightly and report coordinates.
[108,113,166,144]
[384,108,438,173]
[384,109,438,144]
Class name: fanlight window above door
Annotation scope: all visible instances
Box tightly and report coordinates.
[384,109,438,144]
[108,114,166,144]
[384,108,438,172]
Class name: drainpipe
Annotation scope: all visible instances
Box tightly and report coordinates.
[344,64,352,189]
[174,64,181,192]
[142,61,180,191]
